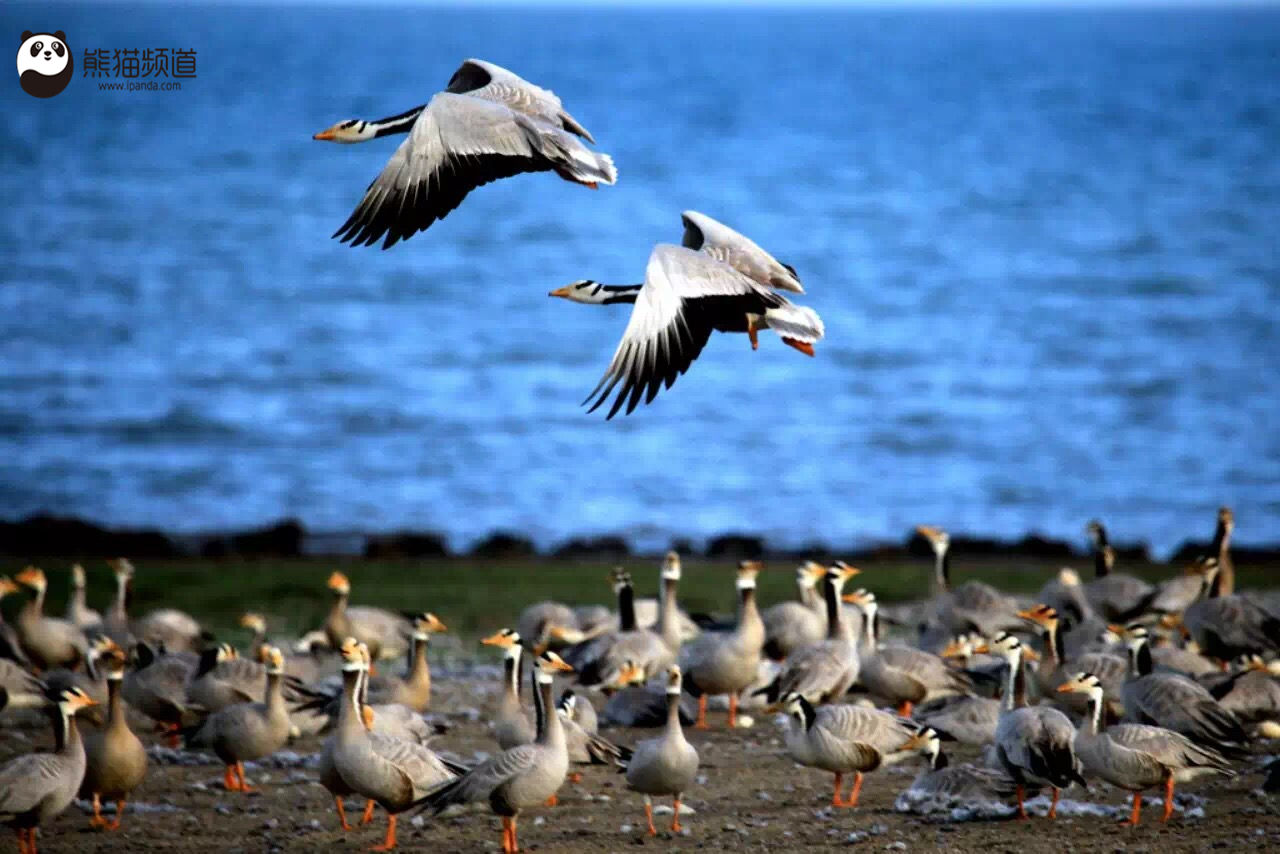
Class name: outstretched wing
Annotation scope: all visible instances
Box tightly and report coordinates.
[680,210,804,293]
[583,244,782,419]
[446,58,597,143]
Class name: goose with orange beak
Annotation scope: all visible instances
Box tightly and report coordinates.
[414,651,575,854]
[13,567,89,672]
[621,664,700,835]
[1057,671,1233,825]
[322,571,411,664]
[680,561,766,729]
[896,726,1020,816]
[483,628,537,750]
[0,687,98,854]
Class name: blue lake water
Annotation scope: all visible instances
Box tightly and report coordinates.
[2,3,1278,555]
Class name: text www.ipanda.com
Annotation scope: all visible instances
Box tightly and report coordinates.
[97,80,183,91]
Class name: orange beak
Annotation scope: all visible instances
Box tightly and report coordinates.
[481,631,513,647]
[548,286,573,299]
[313,129,337,141]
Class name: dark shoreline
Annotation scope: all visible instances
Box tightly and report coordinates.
[3,512,1277,565]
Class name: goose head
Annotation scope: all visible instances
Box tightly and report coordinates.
[549,280,611,304]
[664,664,683,696]
[215,642,239,663]
[1017,604,1059,630]
[556,689,579,720]
[239,613,267,636]
[1217,506,1234,536]
[263,646,285,676]
[974,631,1023,664]
[916,525,950,555]
[482,628,521,649]
[1108,622,1149,652]
[71,564,86,589]
[326,571,351,596]
[1056,567,1081,587]
[828,561,861,588]
[796,561,826,589]
[535,650,574,677]
[312,119,376,143]
[609,568,633,594]
[0,576,18,598]
[1056,671,1104,703]
[841,588,877,617]
[1085,519,1107,548]
[15,566,47,594]
[661,551,682,582]
[903,726,942,761]
[57,686,98,716]
[99,646,129,682]
[107,557,135,582]
[940,634,977,660]
[413,612,447,640]
[339,637,365,672]
[736,560,762,590]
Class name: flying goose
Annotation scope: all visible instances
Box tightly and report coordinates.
[550,211,824,418]
[894,726,1019,816]
[314,58,615,249]
[414,650,575,854]
[679,561,766,729]
[773,691,916,808]
[79,644,147,831]
[620,665,700,836]
[1058,672,1234,824]
[0,687,97,854]
[755,562,861,704]
[1113,623,1248,754]
[761,562,830,661]
[843,589,973,717]
[183,647,292,793]
[977,632,1085,819]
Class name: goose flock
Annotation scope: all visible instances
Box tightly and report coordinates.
[0,508,1277,852]
[312,58,824,418]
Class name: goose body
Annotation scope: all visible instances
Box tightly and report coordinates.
[762,562,829,660]
[482,630,537,750]
[557,691,632,767]
[314,58,614,249]
[0,577,32,666]
[14,568,88,671]
[894,727,1019,816]
[622,665,699,836]
[551,212,823,418]
[561,568,675,686]
[776,692,915,808]
[323,572,411,662]
[1059,672,1234,824]
[79,647,148,830]
[679,562,766,729]
[0,688,97,854]
[757,563,860,704]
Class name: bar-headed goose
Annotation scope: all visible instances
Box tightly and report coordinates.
[314,58,614,249]
[362,612,447,712]
[1113,623,1247,755]
[79,644,147,831]
[895,726,1019,816]
[1018,604,1127,721]
[323,572,411,664]
[755,562,861,704]
[762,562,830,661]
[1182,557,1280,663]
[481,629,537,750]
[1058,672,1234,824]
[13,567,89,671]
[773,691,916,808]
[978,632,1085,819]
[1083,521,1156,622]
[122,642,202,746]
[0,687,97,854]
[64,564,101,631]
[621,665,700,836]
[414,651,575,854]
[560,569,674,686]
[183,647,292,793]
[1211,656,1280,734]
[916,526,1025,642]
[601,660,697,728]
[843,589,973,717]
[0,576,31,666]
[680,561,766,729]
[551,211,823,418]
[556,690,632,771]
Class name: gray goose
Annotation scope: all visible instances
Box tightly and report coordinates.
[323,572,411,664]
[314,58,614,249]
[979,632,1085,819]
[556,690,632,773]
[761,562,830,660]
[916,526,1025,644]
[79,645,148,831]
[621,665,700,836]
[774,691,915,808]
[895,726,1019,816]
[755,563,861,704]
[13,568,88,671]
[414,650,575,854]
[558,569,673,686]
[0,576,31,666]
[1083,521,1156,622]
[0,687,97,854]
[64,564,101,631]
[1018,604,1127,721]
[1058,671,1234,824]
[1182,557,1280,663]
[679,561,765,729]
[482,629,536,749]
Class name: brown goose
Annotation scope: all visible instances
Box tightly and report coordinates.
[323,572,411,663]
[13,568,88,671]
[762,562,830,660]
[756,563,861,704]
[679,561,765,729]
[482,629,536,750]
[0,687,97,854]
[414,650,574,854]
[363,613,447,712]
[621,665,700,836]
[79,645,148,831]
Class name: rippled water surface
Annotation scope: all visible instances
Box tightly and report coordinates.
[3,4,1278,553]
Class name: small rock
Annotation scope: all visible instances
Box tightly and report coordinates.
[533,817,545,826]
[757,791,773,801]
[846,831,868,844]
[410,816,425,828]
[869,823,887,836]
[620,824,633,833]
[885,843,907,851]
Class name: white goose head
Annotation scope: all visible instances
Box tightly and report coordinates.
[312,119,377,143]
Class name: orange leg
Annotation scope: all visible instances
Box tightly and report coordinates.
[671,796,684,833]
[848,771,864,808]
[501,817,514,854]
[831,772,847,806]
[509,816,520,853]
[361,799,376,825]
[106,799,126,831]
[544,794,558,807]
[644,798,657,836]
[568,772,583,784]
[334,796,353,831]
[1119,791,1142,826]
[16,828,30,854]
[1048,787,1060,819]
[782,338,815,357]
[369,813,397,852]
[235,762,256,793]
[223,765,240,792]
[896,700,913,718]
[727,694,739,729]
[90,793,108,829]
[1162,776,1175,822]
[1015,784,1028,820]
[165,722,182,748]
[694,695,709,730]
[747,318,759,351]
[584,182,598,190]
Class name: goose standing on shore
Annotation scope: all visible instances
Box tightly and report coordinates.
[680,561,766,729]
[762,562,830,661]
[482,629,537,750]
[1083,521,1155,623]
[64,565,101,631]
[979,632,1085,819]
[894,726,1019,816]
[323,572,411,664]
[313,58,615,249]
[1058,672,1234,825]
[80,645,148,831]
[13,568,88,672]
[756,562,861,704]
[621,665,699,836]
[0,577,31,666]
[551,211,824,418]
